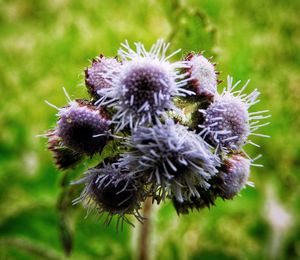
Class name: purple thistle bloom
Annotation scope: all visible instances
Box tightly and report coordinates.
[97,39,194,131]
[43,39,270,228]
[199,76,270,153]
[120,120,220,202]
[72,163,145,227]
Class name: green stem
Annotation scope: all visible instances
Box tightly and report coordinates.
[138,197,153,260]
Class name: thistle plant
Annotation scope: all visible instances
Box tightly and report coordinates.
[45,39,270,228]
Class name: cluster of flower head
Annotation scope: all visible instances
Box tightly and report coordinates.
[45,39,270,227]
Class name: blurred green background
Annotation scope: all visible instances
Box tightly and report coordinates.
[0,0,299,259]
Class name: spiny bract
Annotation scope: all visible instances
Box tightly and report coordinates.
[46,130,83,170]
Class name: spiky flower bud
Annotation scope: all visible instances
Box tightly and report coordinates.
[184,52,218,97]
[120,120,219,202]
[203,94,250,150]
[85,55,120,99]
[47,130,83,170]
[97,39,194,131]
[217,154,251,199]
[73,163,145,226]
[199,76,270,152]
[56,100,111,156]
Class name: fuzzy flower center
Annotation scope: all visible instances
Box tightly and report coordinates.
[120,63,172,113]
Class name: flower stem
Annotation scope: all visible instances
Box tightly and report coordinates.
[138,197,153,260]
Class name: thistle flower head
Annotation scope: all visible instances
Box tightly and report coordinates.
[199,76,270,152]
[73,163,145,226]
[97,39,194,131]
[184,52,218,97]
[56,99,111,156]
[203,94,250,150]
[120,120,219,202]
[85,55,120,99]
[44,40,270,228]
[217,154,251,199]
[46,130,83,170]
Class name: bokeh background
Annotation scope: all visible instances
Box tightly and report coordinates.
[0,0,299,259]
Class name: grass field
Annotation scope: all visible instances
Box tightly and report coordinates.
[0,0,299,259]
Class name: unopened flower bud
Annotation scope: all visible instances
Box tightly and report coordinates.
[56,100,111,156]
[184,52,218,98]
[85,55,120,99]
[217,154,251,199]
